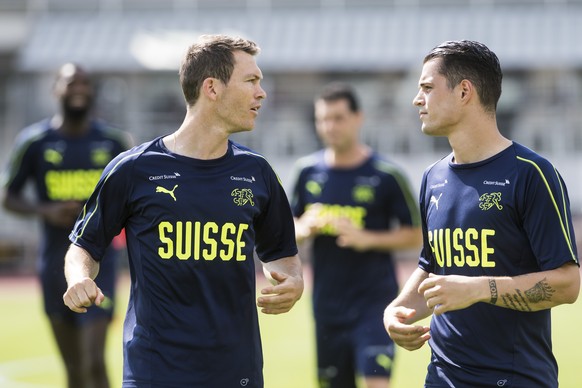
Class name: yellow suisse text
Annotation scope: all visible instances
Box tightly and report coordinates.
[158,221,249,261]
[45,169,103,200]
[428,228,496,268]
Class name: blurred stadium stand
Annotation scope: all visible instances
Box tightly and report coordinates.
[0,0,581,272]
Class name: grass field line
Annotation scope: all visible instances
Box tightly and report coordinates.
[0,355,60,388]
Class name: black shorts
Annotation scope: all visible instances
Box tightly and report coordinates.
[316,312,395,388]
[39,246,117,325]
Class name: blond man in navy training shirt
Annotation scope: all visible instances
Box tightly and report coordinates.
[62,35,304,388]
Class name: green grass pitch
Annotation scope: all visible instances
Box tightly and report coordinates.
[0,270,580,387]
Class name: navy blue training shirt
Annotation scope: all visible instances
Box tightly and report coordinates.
[290,151,420,324]
[419,142,579,388]
[70,137,298,388]
[1,119,127,319]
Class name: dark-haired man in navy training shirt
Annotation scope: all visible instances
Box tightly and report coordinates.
[384,40,580,388]
[290,82,422,388]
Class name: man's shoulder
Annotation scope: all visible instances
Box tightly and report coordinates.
[16,119,52,143]
[229,141,283,176]
[423,153,451,174]
[511,142,551,164]
[231,141,266,160]
[91,119,132,148]
[294,150,325,171]
[369,153,406,174]
[105,137,162,170]
[7,120,54,158]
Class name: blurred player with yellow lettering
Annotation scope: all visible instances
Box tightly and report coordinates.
[290,82,422,388]
[1,63,131,388]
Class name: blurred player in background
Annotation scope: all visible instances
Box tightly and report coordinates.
[289,82,422,388]
[0,63,131,388]
[383,40,580,387]
[62,34,304,388]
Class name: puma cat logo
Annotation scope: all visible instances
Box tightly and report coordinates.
[156,184,178,201]
[430,193,443,210]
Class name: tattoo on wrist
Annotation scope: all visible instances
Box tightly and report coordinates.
[488,278,498,305]
[510,289,532,311]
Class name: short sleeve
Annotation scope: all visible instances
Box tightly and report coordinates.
[253,163,298,262]
[69,150,134,260]
[417,170,433,272]
[518,159,579,269]
[1,126,43,193]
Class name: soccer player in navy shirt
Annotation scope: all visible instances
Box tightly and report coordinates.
[290,82,422,388]
[383,40,580,388]
[1,63,130,388]
[62,35,304,388]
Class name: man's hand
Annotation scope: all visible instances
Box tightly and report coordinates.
[335,218,368,251]
[63,277,104,313]
[40,201,83,228]
[257,270,304,315]
[295,203,327,242]
[418,274,487,315]
[383,306,431,351]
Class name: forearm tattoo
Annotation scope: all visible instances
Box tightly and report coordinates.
[525,278,555,303]
[500,278,555,312]
[501,289,532,312]
[488,279,498,305]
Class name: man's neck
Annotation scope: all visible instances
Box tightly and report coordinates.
[324,143,370,168]
[449,127,512,164]
[51,114,91,136]
[166,119,231,160]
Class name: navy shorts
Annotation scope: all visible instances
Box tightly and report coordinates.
[39,245,117,325]
[316,311,395,388]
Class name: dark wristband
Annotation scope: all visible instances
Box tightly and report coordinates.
[489,278,498,305]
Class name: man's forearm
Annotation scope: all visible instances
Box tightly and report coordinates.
[389,267,433,323]
[485,262,580,311]
[262,255,303,281]
[363,226,423,252]
[64,244,100,284]
[2,191,39,217]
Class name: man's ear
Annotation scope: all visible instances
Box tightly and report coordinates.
[459,79,473,103]
[201,77,222,101]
